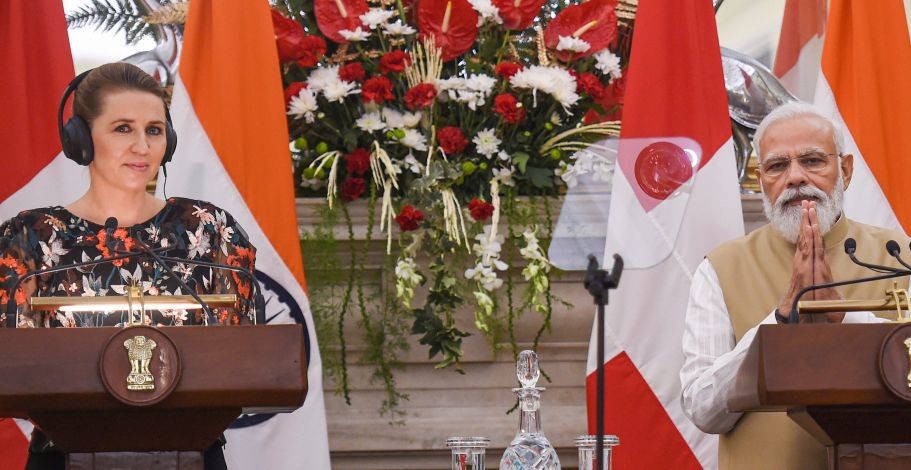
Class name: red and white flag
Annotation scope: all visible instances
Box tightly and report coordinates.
[585,0,743,468]
[815,0,911,233]
[0,1,83,467]
[773,0,827,101]
[163,0,330,468]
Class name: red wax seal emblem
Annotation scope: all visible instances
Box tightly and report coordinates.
[633,141,695,200]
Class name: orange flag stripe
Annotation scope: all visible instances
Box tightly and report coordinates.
[179,0,306,288]
[822,0,911,232]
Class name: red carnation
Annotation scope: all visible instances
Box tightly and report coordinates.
[296,35,328,68]
[468,198,495,221]
[404,83,438,110]
[379,50,412,74]
[339,62,366,82]
[576,73,605,100]
[340,177,366,202]
[362,76,395,104]
[493,93,525,124]
[284,81,307,105]
[438,127,468,155]
[584,74,625,123]
[395,205,425,231]
[495,61,523,80]
[345,148,371,175]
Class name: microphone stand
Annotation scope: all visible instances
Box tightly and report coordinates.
[788,271,911,323]
[131,236,218,322]
[583,254,623,470]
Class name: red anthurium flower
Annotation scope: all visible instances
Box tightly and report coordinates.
[315,0,370,43]
[492,0,546,30]
[271,10,327,64]
[544,0,618,62]
[417,0,478,62]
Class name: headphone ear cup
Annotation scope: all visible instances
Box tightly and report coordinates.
[162,120,177,165]
[61,115,94,166]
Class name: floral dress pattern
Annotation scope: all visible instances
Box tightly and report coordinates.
[0,197,256,328]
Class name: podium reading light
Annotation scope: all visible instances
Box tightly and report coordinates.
[28,290,237,326]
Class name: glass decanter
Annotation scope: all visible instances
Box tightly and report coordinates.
[447,436,490,470]
[499,350,561,470]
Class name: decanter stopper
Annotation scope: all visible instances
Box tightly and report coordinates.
[517,350,540,388]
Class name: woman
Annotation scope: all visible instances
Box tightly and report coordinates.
[0,63,254,469]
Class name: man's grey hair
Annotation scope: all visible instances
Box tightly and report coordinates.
[752,102,845,158]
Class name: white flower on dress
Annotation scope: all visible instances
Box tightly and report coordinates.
[472,128,501,158]
[399,128,428,151]
[39,231,69,267]
[509,65,580,110]
[382,20,416,35]
[340,27,370,41]
[356,111,385,132]
[594,50,622,80]
[556,36,591,53]
[187,225,212,259]
[360,8,395,29]
[192,205,216,225]
[214,210,235,256]
[288,88,318,123]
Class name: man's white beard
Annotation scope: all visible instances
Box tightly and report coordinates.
[762,177,845,243]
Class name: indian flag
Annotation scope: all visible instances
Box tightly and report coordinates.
[0,0,84,466]
[585,0,743,468]
[773,0,827,101]
[815,0,911,234]
[164,0,330,468]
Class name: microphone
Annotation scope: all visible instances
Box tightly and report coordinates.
[887,240,911,271]
[843,237,904,274]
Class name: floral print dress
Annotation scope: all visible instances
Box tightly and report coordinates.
[0,197,256,328]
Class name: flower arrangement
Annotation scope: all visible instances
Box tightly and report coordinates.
[273,0,632,416]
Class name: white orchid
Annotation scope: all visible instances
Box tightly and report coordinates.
[492,167,515,186]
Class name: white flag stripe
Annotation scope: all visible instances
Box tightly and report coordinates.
[0,154,88,223]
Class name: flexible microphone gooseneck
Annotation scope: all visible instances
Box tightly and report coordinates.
[886,240,911,272]
[786,238,911,323]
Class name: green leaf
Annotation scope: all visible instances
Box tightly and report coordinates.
[512,152,530,174]
[525,167,555,188]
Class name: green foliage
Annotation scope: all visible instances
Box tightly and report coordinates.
[65,0,178,45]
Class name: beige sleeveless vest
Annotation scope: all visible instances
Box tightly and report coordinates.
[706,216,909,470]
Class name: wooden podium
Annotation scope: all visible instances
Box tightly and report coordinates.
[729,323,911,470]
[0,324,308,469]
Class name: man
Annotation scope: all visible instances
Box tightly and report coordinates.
[679,102,909,469]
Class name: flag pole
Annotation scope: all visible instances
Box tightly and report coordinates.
[584,254,623,470]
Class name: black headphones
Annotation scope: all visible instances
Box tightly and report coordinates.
[57,69,177,166]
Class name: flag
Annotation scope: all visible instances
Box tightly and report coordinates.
[163,0,330,468]
[815,0,911,233]
[773,0,827,101]
[585,0,743,468]
[0,1,83,466]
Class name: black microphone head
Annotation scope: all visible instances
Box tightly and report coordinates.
[104,217,118,234]
[887,240,901,256]
[844,238,857,255]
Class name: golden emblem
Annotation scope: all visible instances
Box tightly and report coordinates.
[904,337,911,389]
[124,335,157,391]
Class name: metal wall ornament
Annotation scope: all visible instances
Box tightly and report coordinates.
[125,335,158,391]
[100,325,182,407]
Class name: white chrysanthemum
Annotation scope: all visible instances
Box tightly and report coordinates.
[287,88,318,123]
[356,111,385,132]
[468,0,502,25]
[472,128,501,158]
[399,128,428,151]
[340,27,370,41]
[509,65,579,110]
[383,20,416,35]
[556,36,591,53]
[307,66,340,93]
[436,74,496,110]
[360,8,395,29]
[594,50,622,80]
[321,79,360,102]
